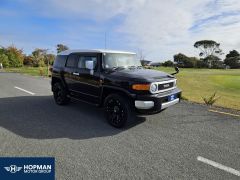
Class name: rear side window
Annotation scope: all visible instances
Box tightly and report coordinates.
[53,55,67,68]
[66,54,78,68]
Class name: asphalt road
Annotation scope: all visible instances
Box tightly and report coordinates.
[0,72,240,180]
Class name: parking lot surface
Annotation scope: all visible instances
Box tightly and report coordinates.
[0,72,239,179]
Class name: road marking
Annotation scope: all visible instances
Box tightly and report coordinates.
[209,109,240,118]
[197,156,240,177]
[14,86,35,95]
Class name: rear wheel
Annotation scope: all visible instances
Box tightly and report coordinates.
[104,94,132,128]
[53,82,70,105]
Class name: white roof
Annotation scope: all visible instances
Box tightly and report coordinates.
[58,49,136,55]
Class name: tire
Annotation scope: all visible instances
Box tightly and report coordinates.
[52,82,70,105]
[104,94,133,128]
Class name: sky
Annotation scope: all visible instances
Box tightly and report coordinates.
[0,0,240,61]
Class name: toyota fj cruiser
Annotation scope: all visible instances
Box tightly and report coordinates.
[51,49,181,128]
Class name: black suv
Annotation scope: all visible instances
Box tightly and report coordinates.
[51,49,181,128]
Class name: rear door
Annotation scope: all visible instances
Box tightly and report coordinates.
[64,53,79,91]
[70,53,101,104]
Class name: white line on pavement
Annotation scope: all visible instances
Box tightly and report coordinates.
[197,156,240,177]
[14,86,35,95]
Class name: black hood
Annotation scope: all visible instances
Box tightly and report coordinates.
[107,68,174,82]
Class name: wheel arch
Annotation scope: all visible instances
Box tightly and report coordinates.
[100,85,135,107]
[51,77,68,92]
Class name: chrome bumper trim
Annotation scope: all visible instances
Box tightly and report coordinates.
[161,98,179,109]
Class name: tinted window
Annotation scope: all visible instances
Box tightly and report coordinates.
[77,56,97,70]
[53,55,67,68]
[66,54,78,68]
[103,53,140,69]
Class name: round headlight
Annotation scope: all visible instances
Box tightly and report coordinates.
[150,83,158,93]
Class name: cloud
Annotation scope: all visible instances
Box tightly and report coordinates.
[2,0,240,60]
[119,0,240,59]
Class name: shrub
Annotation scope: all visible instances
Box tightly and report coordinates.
[6,46,24,67]
[202,92,220,106]
[162,60,174,67]
[38,59,46,67]
[39,67,44,76]
[0,54,9,68]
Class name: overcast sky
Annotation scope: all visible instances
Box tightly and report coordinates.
[1,0,240,61]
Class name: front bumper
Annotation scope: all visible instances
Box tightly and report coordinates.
[134,88,181,114]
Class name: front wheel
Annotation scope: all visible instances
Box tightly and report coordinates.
[104,94,133,128]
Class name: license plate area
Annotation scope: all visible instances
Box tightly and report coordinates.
[168,94,177,101]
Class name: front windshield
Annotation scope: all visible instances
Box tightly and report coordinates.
[103,53,141,69]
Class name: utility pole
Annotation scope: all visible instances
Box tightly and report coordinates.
[105,32,107,49]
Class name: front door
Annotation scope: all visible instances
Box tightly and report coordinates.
[71,54,101,104]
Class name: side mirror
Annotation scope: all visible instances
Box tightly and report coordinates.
[171,66,179,75]
[175,67,179,73]
[85,61,94,70]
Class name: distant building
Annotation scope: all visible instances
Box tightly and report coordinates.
[149,62,161,67]
[140,60,151,66]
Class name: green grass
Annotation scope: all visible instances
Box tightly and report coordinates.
[4,66,240,110]
[5,66,49,76]
[154,67,240,110]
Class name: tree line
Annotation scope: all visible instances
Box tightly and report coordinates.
[0,44,68,68]
[1,40,240,69]
[162,40,240,69]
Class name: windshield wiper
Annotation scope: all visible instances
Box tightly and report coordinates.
[128,65,143,69]
[111,66,125,70]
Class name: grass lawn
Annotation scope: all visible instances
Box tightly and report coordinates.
[4,66,49,77]
[154,67,240,110]
[4,66,240,110]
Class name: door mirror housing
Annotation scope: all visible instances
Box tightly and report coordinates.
[171,66,179,75]
[175,67,179,73]
[85,61,94,70]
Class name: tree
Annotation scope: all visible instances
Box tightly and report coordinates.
[196,60,208,68]
[5,46,24,67]
[23,55,34,66]
[203,55,224,69]
[224,50,240,68]
[194,40,223,58]
[226,50,239,58]
[173,53,197,68]
[32,48,47,67]
[44,53,55,66]
[56,44,69,53]
[162,60,174,67]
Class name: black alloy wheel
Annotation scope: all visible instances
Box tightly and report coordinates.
[104,94,132,128]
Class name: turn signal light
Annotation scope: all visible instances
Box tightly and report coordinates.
[132,84,150,91]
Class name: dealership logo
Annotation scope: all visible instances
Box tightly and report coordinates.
[4,165,22,173]
[0,157,54,180]
[4,164,52,174]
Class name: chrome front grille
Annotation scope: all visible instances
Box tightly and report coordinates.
[153,79,176,93]
[158,82,174,91]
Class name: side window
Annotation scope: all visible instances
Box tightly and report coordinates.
[53,55,67,68]
[77,56,97,70]
[66,54,78,68]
